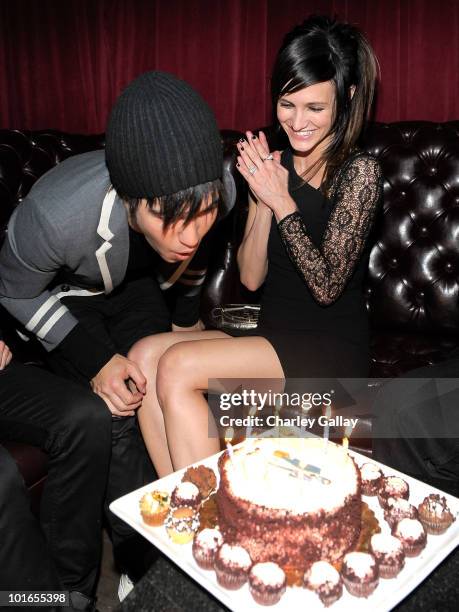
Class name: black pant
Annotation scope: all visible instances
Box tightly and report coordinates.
[47,276,170,576]
[0,363,111,596]
[373,354,459,496]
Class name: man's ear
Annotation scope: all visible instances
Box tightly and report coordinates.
[350,85,356,99]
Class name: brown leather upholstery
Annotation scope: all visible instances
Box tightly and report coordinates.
[362,122,459,376]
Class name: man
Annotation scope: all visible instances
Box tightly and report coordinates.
[0,72,234,591]
[0,334,111,611]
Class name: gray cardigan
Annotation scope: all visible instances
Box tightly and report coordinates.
[0,150,227,354]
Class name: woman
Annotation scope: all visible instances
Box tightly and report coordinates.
[129,15,382,476]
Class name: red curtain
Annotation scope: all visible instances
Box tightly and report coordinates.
[0,0,458,133]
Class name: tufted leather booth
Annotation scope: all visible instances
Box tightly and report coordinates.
[1,123,458,502]
[363,122,459,377]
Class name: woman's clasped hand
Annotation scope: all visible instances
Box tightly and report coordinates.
[236,131,296,221]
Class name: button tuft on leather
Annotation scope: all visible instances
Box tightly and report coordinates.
[61,284,70,292]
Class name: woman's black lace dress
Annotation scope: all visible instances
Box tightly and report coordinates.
[243,147,382,378]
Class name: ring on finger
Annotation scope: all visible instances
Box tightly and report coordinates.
[263,153,274,161]
[249,165,257,175]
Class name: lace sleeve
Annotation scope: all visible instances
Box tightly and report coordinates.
[277,154,382,305]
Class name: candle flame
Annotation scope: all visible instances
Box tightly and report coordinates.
[224,427,234,443]
[249,405,257,417]
[325,404,332,419]
[342,423,354,450]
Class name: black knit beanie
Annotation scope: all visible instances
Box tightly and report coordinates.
[105,71,223,198]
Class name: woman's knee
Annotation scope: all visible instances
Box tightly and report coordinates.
[156,344,196,407]
[128,334,172,375]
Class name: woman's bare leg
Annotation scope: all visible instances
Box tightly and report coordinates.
[156,336,284,471]
[128,330,228,477]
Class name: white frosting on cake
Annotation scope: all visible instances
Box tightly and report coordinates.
[175,481,199,499]
[223,438,359,514]
[218,543,251,568]
[385,476,408,493]
[361,463,381,480]
[307,561,340,586]
[387,497,411,511]
[195,528,222,549]
[396,518,424,539]
[250,562,285,586]
[344,552,376,578]
[371,533,403,554]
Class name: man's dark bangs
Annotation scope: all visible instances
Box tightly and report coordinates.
[153,178,225,228]
[122,178,224,227]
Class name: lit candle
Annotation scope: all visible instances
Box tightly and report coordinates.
[224,427,235,461]
[342,424,354,451]
[245,405,257,439]
[323,404,332,453]
[274,397,282,437]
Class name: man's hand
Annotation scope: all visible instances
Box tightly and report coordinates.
[90,353,147,417]
[172,320,205,332]
[0,341,12,370]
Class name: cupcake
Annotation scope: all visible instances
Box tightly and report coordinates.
[393,518,427,557]
[214,543,252,590]
[378,476,410,508]
[384,497,418,529]
[139,490,170,526]
[182,465,217,499]
[417,494,456,535]
[192,528,223,569]
[341,552,379,598]
[249,562,287,606]
[165,506,199,544]
[171,481,202,510]
[370,533,405,578]
[304,561,343,607]
[360,463,383,496]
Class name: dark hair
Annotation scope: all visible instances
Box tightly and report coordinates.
[121,178,225,228]
[271,15,378,193]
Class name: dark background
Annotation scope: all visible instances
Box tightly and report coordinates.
[1,0,458,132]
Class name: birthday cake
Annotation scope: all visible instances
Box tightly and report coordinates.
[216,438,362,570]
